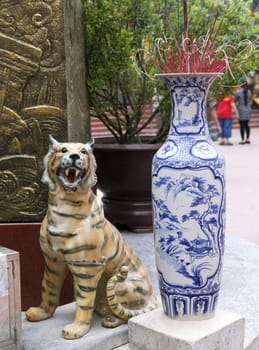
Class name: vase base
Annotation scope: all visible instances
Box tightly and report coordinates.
[160,289,219,320]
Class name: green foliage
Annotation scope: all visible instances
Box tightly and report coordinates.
[190,0,259,98]
[159,0,258,96]
[84,0,167,144]
[83,0,258,143]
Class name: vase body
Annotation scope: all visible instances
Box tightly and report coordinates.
[152,74,225,320]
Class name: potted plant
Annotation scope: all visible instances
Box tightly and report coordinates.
[83,0,171,232]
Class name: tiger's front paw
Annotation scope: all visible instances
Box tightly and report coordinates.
[25,307,53,322]
[62,322,90,339]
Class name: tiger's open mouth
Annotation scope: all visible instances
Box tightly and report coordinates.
[58,167,86,191]
[64,167,80,183]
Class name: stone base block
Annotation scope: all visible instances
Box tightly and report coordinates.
[128,308,245,350]
[22,302,128,350]
[0,247,22,350]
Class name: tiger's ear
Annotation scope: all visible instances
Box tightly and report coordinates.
[81,145,97,191]
[49,135,60,150]
[88,138,95,147]
[41,135,58,192]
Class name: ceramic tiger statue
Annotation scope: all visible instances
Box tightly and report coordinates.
[25,136,157,339]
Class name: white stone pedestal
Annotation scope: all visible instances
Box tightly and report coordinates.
[127,308,245,350]
[0,247,22,350]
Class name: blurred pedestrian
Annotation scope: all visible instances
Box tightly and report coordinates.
[207,99,221,141]
[250,0,258,16]
[217,89,239,145]
[235,81,252,144]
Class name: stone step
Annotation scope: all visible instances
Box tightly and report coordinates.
[90,106,159,138]
[22,303,129,350]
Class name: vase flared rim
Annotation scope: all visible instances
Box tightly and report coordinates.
[155,72,223,78]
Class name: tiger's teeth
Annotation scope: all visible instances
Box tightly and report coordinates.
[76,170,80,177]
[65,169,69,176]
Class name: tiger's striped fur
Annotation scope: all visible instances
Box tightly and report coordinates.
[25,136,157,339]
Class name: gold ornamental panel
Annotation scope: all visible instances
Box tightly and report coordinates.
[0,0,68,221]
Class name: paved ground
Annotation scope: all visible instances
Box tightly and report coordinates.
[217,127,259,245]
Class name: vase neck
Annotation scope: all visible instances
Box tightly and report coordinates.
[163,75,217,138]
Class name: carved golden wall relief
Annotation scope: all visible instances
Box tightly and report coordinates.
[0,0,67,221]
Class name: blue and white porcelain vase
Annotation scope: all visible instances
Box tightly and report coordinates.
[152,73,225,320]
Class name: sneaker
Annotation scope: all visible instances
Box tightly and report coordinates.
[245,140,251,144]
[225,142,233,146]
[239,141,246,144]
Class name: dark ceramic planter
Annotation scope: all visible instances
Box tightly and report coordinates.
[94,142,160,233]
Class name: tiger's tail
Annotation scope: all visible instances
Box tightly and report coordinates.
[106,265,156,320]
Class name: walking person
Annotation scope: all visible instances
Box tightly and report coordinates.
[217,89,239,145]
[235,81,252,144]
[207,99,221,141]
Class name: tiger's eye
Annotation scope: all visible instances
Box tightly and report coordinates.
[81,148,87,154]
[61,147,67,153]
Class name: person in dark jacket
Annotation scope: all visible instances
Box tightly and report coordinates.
[235,82,252,144]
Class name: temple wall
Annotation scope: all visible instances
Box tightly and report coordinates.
[0,0,88,221]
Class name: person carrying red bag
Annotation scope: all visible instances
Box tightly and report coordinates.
[217,90,239,145]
